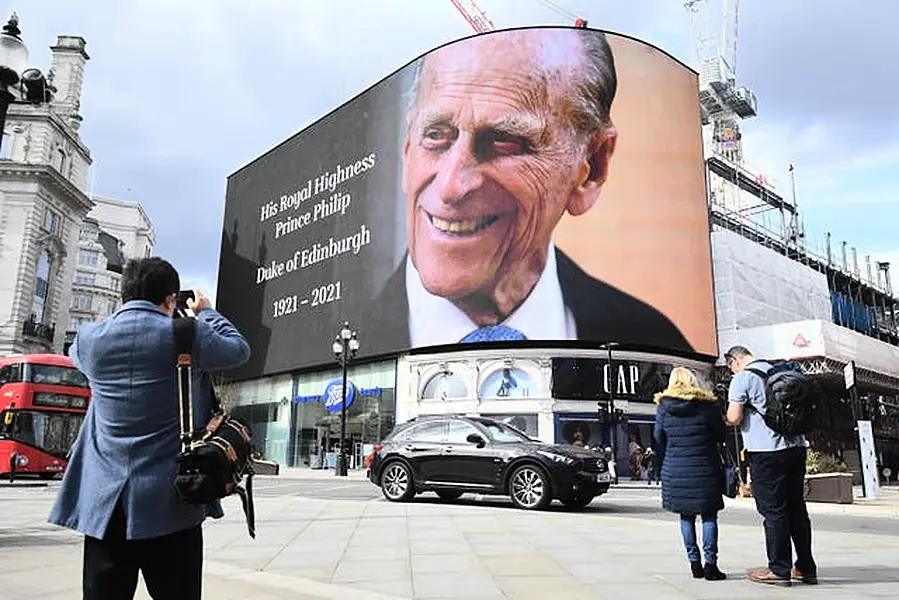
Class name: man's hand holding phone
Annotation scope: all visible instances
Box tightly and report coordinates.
[187,288,212,314]
[175,288,212,317]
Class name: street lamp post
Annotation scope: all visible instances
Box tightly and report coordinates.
[602,342,621,483]
[331,321,359,477]
[0,13,54,153]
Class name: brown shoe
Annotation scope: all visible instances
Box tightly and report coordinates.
[748,568,792,587]
[792,568,818,585]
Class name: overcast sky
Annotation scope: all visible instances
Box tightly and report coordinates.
[6,0,899,300]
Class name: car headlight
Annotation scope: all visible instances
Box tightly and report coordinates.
[537,450,576,465]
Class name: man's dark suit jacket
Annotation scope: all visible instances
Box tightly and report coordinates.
[360,247,694,356]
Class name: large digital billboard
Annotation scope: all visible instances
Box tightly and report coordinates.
[218,27,717,379]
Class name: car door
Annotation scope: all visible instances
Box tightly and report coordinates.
[441,421,501,489]
[396,420,447,482]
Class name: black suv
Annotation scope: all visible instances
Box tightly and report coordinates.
[366,415,611,510]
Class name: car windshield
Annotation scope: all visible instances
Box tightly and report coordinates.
[475,420,534,443]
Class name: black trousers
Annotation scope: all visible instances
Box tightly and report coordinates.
[749,446,817,578]
[83,501,203,600]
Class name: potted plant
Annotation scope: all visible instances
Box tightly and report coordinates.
[805,450,853,504]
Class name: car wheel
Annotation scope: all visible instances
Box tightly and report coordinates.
[380,461,414,502]
[509,464,551,510]
[435,490,464,502]
[560,492,595,509]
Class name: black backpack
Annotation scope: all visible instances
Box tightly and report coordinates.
[172,316,256,538]
[744,361,821,437]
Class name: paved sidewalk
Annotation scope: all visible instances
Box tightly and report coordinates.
[3,482,899,600]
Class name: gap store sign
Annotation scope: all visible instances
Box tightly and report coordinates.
[295,380,382,413]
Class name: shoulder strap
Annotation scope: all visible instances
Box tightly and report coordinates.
[173,317,196,451]
[740,367,768,415]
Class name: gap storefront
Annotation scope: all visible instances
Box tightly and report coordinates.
[230,359,397,469]
[394,347,716,480]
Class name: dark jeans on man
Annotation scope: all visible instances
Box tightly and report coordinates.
[83,501,203,599]
[749,446,817,578]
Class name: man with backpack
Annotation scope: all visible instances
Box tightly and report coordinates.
[48,258,251,600]
[724,345,818,588]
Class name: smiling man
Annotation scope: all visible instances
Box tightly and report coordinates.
[367,28,692,352]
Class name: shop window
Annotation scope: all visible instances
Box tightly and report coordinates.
[479,367,537,399]
[421,370,468,401]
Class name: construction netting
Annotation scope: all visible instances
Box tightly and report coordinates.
[712,229,833,331]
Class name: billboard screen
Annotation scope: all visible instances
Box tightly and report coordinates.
[218,27,717,379]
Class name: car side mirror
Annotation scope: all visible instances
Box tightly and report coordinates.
[466,433,486,447]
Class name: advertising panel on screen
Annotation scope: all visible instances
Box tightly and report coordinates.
[218,27,717,379]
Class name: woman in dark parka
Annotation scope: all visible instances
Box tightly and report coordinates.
[654,367,727,581]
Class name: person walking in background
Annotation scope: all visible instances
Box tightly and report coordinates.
[48,258,251,600]
[725,345,817,587]
[654,367,728,581]
[642,446,659,485]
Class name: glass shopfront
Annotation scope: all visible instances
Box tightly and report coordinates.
[230,373,293,465]
[289,359,396,469]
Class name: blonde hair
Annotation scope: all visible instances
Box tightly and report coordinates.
[667,367,699,389]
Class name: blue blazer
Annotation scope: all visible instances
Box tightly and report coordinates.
[48,301,250,540]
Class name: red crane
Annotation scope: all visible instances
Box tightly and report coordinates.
[449,0,588,32]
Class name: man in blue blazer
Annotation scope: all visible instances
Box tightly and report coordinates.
[48,257,250,600]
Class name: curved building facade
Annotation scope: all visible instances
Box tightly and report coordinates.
[218,27,718,475]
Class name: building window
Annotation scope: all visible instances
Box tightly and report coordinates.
[31,251,53,323]
[421,371,468,401]
[72,293,92,311]
[43,208,61,235]
[478,367,537,399]
[0,132,10,159]
[53,148,67,173]
[106,299,118,314]
[74,270,95,286]
[78,249,100,266]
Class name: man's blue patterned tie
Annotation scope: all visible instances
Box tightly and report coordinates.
[460,325,527,343]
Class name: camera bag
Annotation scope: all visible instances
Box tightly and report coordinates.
[172,316,256,538]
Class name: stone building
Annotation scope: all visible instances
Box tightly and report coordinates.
[65,198,156,351]
[0,35,93,355]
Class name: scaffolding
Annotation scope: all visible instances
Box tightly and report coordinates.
[708,154,899,346]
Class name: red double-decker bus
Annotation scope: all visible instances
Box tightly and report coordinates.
[0,354,91,480]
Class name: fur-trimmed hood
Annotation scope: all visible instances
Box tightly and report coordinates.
[653,384,717,404]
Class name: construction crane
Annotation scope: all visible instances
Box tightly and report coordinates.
[449,0,588,33]
[684,0,757,165]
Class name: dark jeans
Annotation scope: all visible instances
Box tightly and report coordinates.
[83,501,203,600]
[749,446,817,578]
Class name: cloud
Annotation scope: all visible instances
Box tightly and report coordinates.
[9,0,897,303]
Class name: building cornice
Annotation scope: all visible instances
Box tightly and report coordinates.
[0,162,94,214]
[6,104,93,162]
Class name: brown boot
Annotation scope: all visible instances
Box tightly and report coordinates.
[792,568,818,585]
[748,568,792,587]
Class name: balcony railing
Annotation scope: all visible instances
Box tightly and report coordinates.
[23,317,56,343]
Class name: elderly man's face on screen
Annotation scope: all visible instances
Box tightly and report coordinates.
[402,29,618,323]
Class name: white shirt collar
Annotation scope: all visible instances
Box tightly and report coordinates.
[406,242,577,346]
